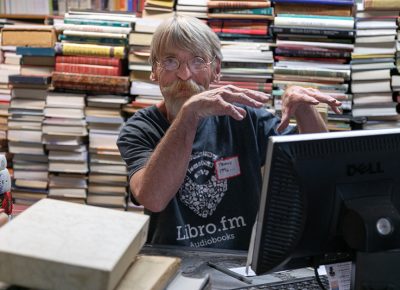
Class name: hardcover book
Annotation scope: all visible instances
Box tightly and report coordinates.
[0,199,150,290]
[1,26,56,47]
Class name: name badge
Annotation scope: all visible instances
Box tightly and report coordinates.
[215,156,241,180]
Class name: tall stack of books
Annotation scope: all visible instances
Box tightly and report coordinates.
[2,25,57,206]
[86,95,130,210]
[210,42,274,107]
[272,0,355,131]
[0,46,19,170]
[351,1,400,129]
[208,1,274,108]
[125,10,164,115]
[53,10,134,210]
[44,91,88,204]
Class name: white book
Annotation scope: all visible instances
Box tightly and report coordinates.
[356,20,397,29]
[351,80,392,93]
[63,30,128,39]
[277,39,354,50]
[274,16,354,30]
[351,69,391,81]
[177,0,207,6]
[356,29,396,37]
[355,35,395,44]
[130,80,162,97]
[353,93,394,105]
[0,199,149,290]
[55,23,132,34]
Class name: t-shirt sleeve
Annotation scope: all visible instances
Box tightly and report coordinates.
[117,112,163,180]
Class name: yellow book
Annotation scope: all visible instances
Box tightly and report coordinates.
[55,43,126,59]
[146,0,174,8]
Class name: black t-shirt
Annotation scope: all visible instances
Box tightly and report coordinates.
[117,105,295,250]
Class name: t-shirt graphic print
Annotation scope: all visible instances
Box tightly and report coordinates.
[178,151,227,218]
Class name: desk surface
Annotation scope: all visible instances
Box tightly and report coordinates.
[0,244,318,290]
[141,244,318,290]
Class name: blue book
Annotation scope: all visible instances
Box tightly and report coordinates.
[274,0,354,5]
[8,74,51,85]
[16,47,55,57]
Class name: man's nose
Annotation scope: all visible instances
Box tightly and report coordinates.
[176,61,192,81]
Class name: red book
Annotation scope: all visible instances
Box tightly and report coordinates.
[55,63,122,76]
[55,56,121,67]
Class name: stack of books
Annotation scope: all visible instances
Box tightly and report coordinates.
[44,91,88,204]
[86,96,130,210]
[52,10,135,210]
[351,1,400,127]
[4,25,56,206]
[125,8,164,115]
[210,41,274,109]
[176,0,208,18]
[207,1,273,44]
[272,0,355,131]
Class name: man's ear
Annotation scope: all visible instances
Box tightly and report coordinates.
[150,65,158,82]
[150,71,157,82]
[212,58,221,83]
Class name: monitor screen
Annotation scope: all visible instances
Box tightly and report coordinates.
[248,128,400,287]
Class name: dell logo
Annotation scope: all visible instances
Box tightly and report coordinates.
[347,162,384,176]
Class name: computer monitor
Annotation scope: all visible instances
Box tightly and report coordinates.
[248,128,400,289]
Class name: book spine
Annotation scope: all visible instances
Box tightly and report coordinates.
[274,16,354,29]
[55,43,126,59]
[271,26,354,38]
[274,0,354,5]
[210,7,273,15]
[52,81,129,94]
[52,72,129,86]
[275,3,352,17]
[275,48,351,58]
[59,34,128,46]
[361,0,399,9]
[55,63,122,76]
[63,30,128,39]
[274,67,349,79]
[9,74,51,85]
[57,23,131,34]
[15,47,56,57]
[219,28,268,35]
[56,55,121,66]
[207,1,271,8]
[64,18,130,27]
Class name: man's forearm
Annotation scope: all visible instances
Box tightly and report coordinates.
[130,107,199,212]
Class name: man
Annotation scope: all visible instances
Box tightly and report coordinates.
[117,15,343,250]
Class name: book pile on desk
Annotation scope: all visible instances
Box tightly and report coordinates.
[0,198,211,290]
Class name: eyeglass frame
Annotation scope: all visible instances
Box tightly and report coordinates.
[156,55,217,73]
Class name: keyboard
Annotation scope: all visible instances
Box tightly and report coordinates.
[258,275,329,289]
[230,275,330,289]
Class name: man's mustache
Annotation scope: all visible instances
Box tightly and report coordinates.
[162,79,204,96]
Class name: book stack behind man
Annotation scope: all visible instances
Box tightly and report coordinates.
[44,91,89,204]
[3,25,57,208]
[207,1,274,110]
[125,2,167,115]
[272,0,355,131]
[53,10,135,210]
[351,1,400,129]
[0,46,18,172]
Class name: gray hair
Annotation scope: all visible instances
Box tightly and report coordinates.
[149,15,222,66]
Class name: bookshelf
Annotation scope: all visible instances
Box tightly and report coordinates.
[0,0,400,215]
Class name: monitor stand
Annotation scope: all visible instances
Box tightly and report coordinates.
[353,250,400,290]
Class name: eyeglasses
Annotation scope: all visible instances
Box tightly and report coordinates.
[157,56,216,72]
